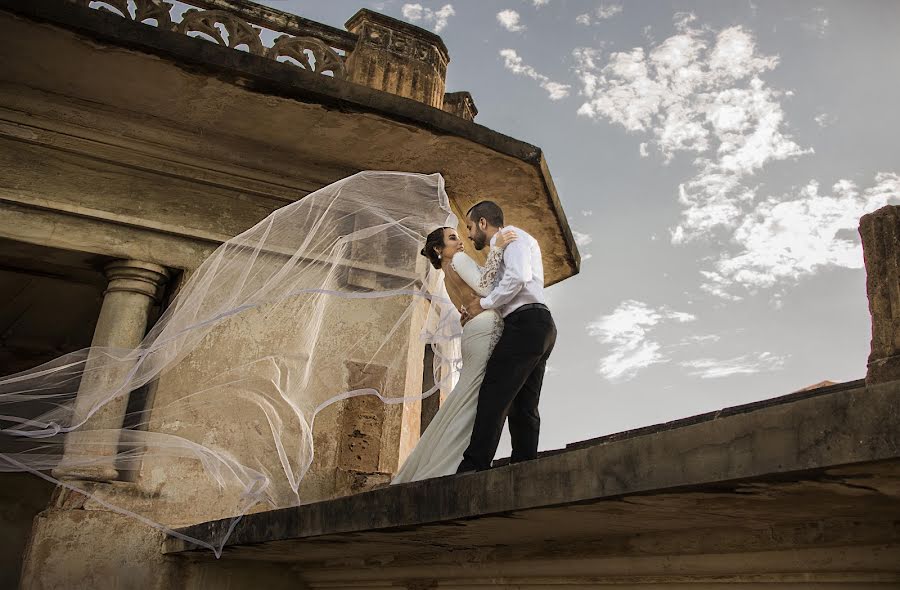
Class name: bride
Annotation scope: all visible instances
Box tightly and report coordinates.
[392,225,515,484]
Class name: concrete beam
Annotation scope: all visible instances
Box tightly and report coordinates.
[167,379,900,555]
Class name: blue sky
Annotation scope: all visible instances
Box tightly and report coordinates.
[254,0,900,455]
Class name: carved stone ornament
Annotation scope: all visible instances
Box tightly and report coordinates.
[67,0,174,29]
[65,1,351,80]
[267,35,346,79]
[363,23,391,48]
[177,9,265,56]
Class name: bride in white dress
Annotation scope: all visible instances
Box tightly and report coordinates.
[392,225,515,484]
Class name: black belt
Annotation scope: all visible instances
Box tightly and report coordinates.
[510,303,549,315]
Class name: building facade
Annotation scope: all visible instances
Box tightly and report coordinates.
[0,1,579,587]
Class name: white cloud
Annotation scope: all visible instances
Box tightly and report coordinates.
[678,334,722,345]
[401,3,423,19]
[542,81,571,100]
[500,49,571,100]
[587,300,695,382]
[582,210,594,216]
[533,0,550,6]
[814,112,836,127]
[572,47,602,72]
[573,229,593,262]
[702,173,900,295]
[401,3,455,33]
[802,7,829,38]
[576,3,622,25]
[572,230,593,247]
[680,352,786,378]
[699,270,743,301]
[575,24,801,174]
[497,9,526,32]
[596,3,623,19]
[673,11,697,31]
[575,22,808,170]
[572,17,891,299]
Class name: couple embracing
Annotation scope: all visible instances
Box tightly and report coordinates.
[393,200,557,483]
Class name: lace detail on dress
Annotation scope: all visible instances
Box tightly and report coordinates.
[478,246,504,292]
[450,249,505,351]
[488,313,504,352]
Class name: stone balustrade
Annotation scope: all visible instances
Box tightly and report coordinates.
[64,0,476,114]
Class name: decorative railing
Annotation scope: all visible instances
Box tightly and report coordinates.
[65,0,357,78]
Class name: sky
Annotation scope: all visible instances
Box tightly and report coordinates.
[251,0,900,455]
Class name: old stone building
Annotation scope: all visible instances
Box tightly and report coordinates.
[0,1,898,589]
[0,0,579,587]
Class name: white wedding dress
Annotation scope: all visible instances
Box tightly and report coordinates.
[392,249,505,484]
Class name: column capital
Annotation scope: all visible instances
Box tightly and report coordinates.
[103,259,169,301]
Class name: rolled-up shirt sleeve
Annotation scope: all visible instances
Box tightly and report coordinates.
[480,239,532,309]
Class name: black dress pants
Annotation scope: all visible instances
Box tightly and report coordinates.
[457,305,557,472]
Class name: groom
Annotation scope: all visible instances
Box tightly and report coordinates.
[457,201,557,472]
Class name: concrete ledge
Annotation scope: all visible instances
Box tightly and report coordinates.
[166,378,900,556]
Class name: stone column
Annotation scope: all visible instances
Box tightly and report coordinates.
[344,9,449,109]
[53,260,169,482]
[860,205,900,385]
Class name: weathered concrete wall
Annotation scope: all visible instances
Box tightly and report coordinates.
[0,474,54,589]
[21,507,174,590]
[20,503,298,590]
[121,289,426,529]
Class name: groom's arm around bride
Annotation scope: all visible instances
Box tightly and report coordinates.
[457,201,558,473]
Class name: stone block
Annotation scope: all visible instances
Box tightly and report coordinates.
[860,205,900,384]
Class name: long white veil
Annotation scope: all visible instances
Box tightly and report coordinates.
[0,171,464,555]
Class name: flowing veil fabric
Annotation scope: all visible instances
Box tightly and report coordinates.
[0,171,464,555]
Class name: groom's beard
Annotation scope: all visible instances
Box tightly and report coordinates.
[472,229,488,250]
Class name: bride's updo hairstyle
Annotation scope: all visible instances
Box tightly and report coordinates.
[421,227,448,269]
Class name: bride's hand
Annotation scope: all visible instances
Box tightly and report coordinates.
[496,228,518,249]
[459,305,470,326]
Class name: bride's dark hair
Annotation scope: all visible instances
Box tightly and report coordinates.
[421,227,449,269]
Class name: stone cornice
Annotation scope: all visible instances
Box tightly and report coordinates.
[0,0,581,282]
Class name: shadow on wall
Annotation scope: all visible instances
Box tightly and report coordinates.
[0,473,55,588]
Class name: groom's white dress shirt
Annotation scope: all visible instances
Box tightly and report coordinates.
[479,225,546,318]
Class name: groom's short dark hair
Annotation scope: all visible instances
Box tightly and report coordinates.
[467,201,504,227]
